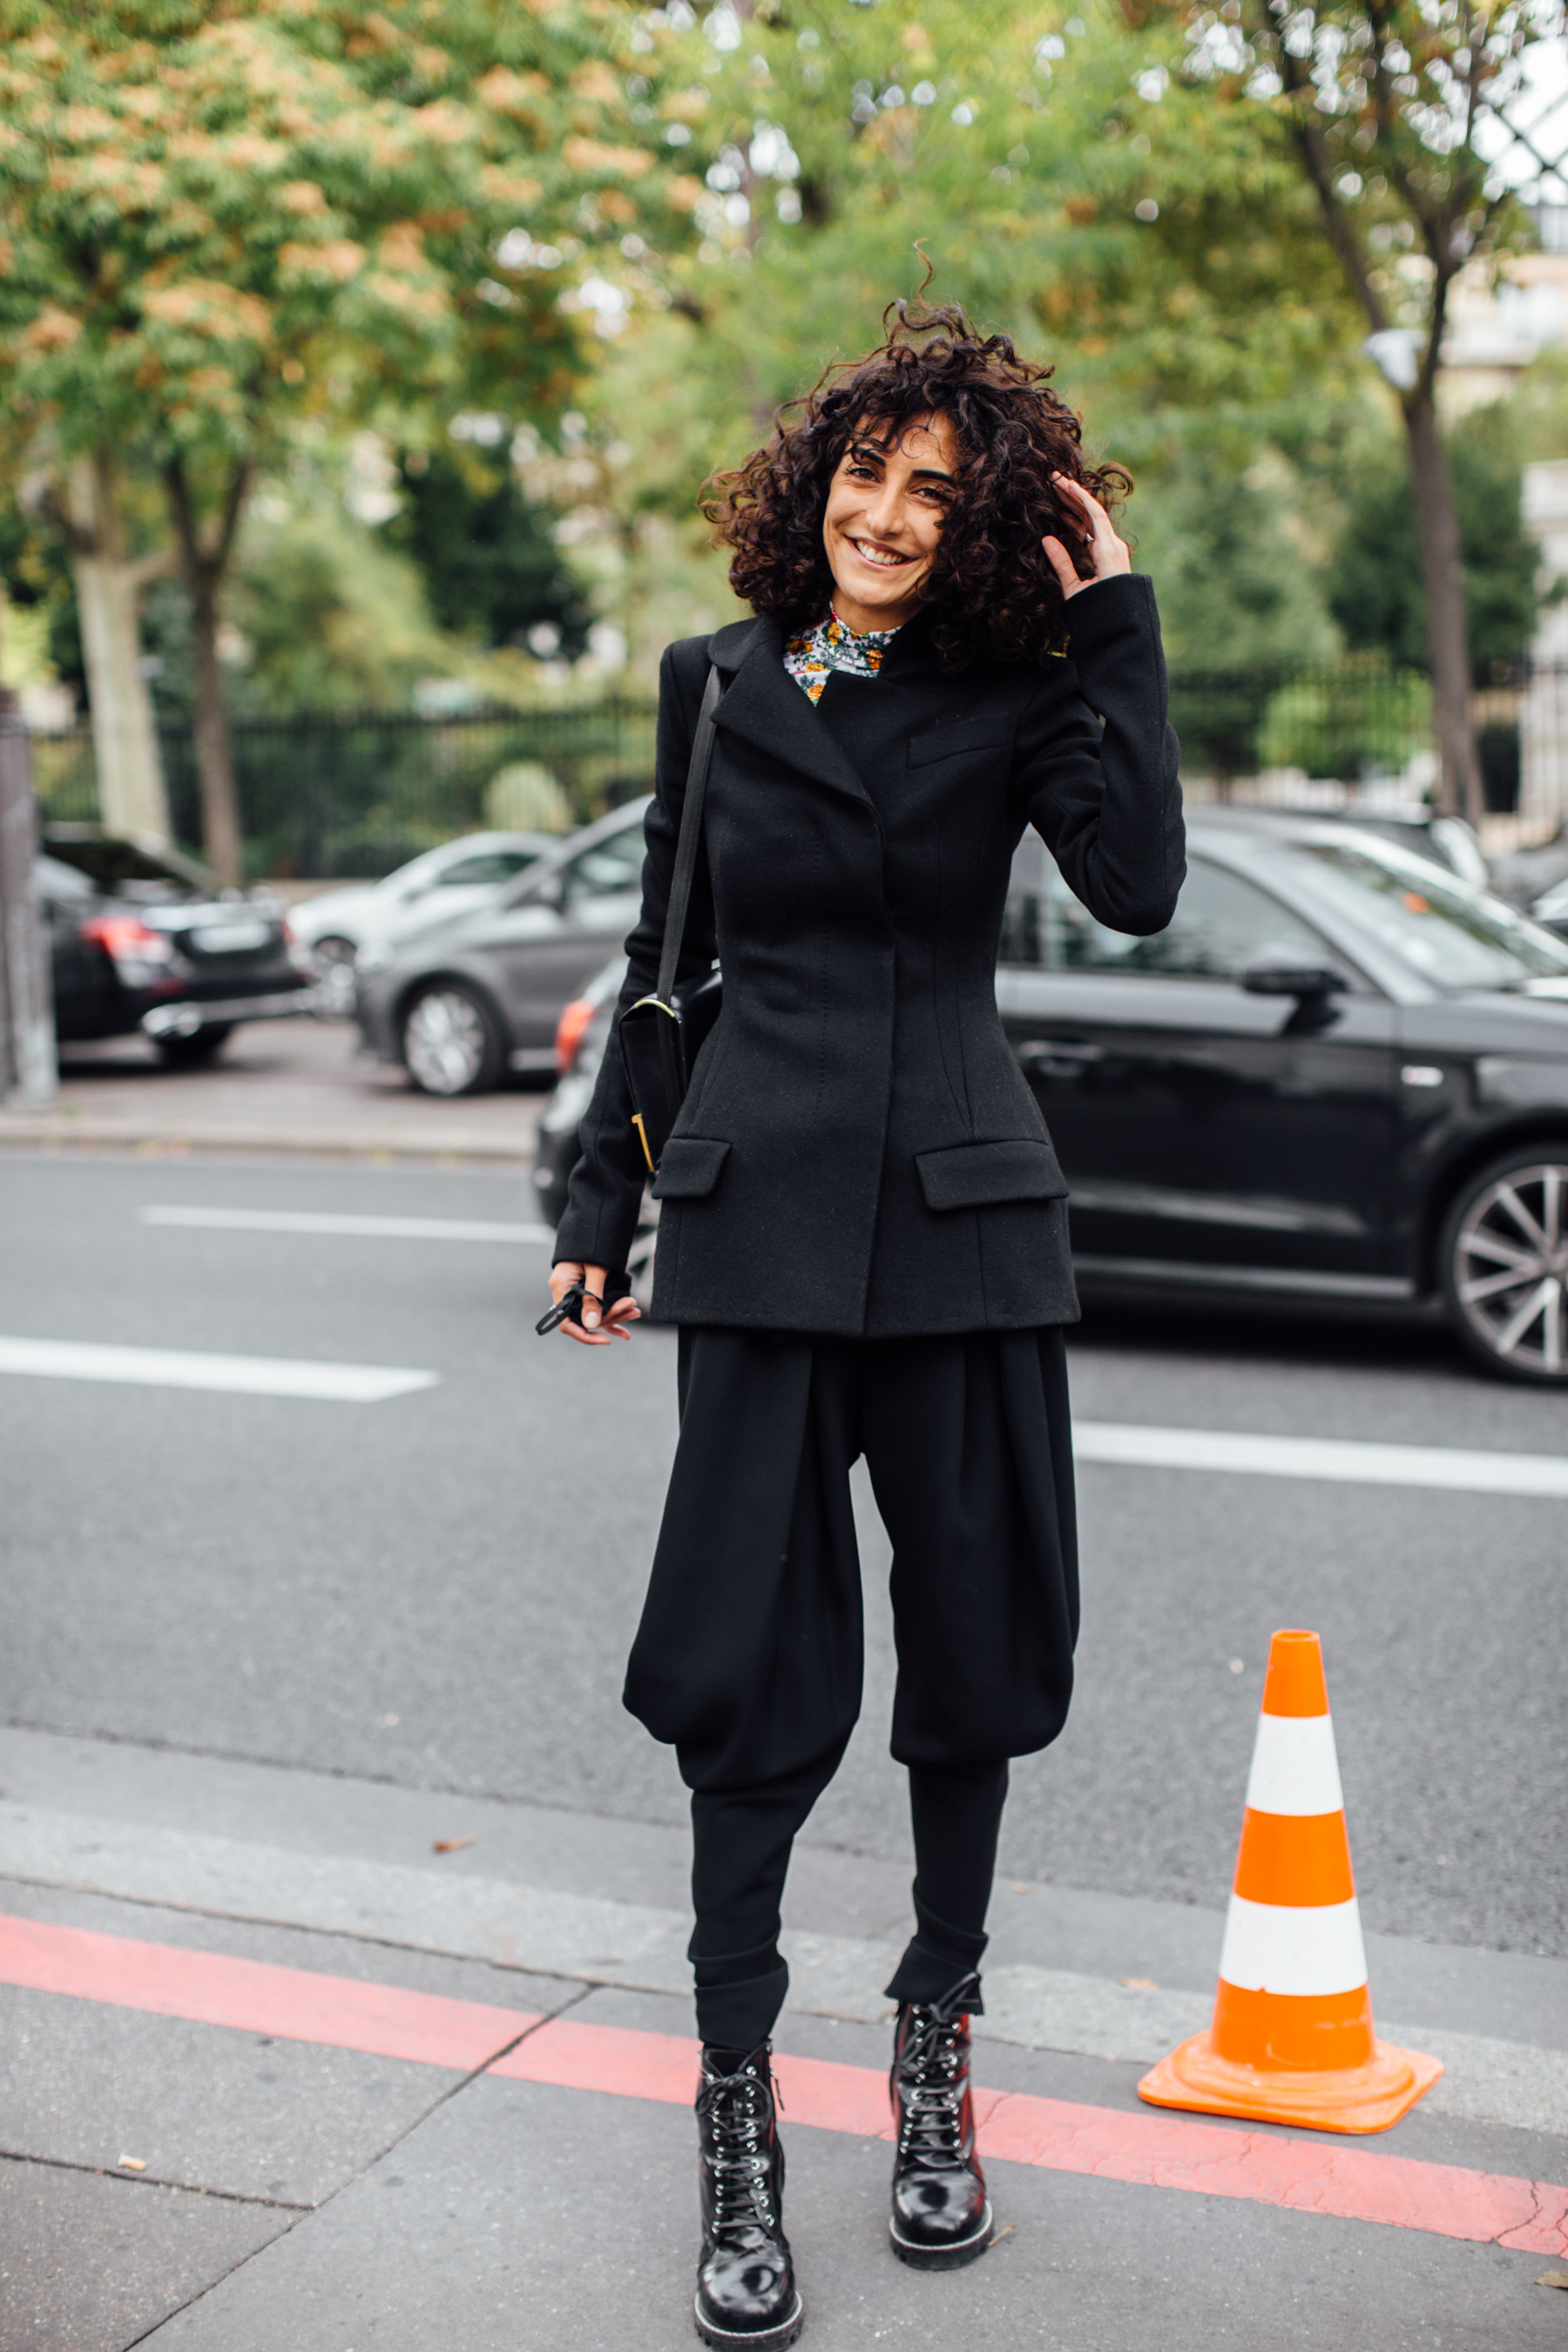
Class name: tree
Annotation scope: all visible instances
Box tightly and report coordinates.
[0,0,699,875]
[1155,0,1563,821]
[386,445,592,657]
[1325,407,1545,671]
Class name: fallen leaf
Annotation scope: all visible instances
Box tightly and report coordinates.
[118,2156,147,2172]
[432,1835,474,1854]
[1536,2272,1568,2292]
[1118,1977,1159,1990]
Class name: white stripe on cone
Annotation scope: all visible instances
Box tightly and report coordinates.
[1218,1893,1369,1998]
[1243,1713,1344,1817]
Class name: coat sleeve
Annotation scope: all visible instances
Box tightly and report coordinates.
[1013,571,1185,937]
[552,638,719,1279]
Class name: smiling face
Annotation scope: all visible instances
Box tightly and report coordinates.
[821,412,960,635]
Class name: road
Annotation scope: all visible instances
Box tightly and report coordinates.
[2,1145,1565,2350]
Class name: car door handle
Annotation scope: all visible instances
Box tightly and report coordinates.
[1017,1039,1104,1066]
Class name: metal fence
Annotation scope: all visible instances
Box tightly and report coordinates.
[32,700,660,880]
[28,658,1568,879]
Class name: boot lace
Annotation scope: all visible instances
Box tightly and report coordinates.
[893,1977,977,2169]
[698,2063,781,2237]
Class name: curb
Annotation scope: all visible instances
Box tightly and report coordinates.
[0,1119,535,1163]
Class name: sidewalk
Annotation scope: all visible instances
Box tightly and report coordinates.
[0,1021,544,1163]
[2,1726,1565,2351]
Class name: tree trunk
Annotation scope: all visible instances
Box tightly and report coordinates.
[187,574,244,885]
[67,456,172,846]
[1403,392,1484,827]
[164,455,248,885]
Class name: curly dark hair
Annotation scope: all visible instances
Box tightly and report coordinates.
[703,300,1130,671]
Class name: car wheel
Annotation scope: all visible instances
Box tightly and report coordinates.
[312,936,359,1018]
[1439,1148,1568,1383]
[401,983,504,1097]
[154,1024,233,1068]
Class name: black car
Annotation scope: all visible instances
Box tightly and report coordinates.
[536,808,1568,1384]
[354,800,650,1095]
[38,827,313,1064]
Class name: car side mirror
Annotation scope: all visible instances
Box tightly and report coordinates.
[1242,961,1348,1001]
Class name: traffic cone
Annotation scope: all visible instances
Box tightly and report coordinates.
[1138,1628,1442,2134]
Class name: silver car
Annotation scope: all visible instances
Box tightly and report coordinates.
[290,831,557,1015]
[354,800,649,1095]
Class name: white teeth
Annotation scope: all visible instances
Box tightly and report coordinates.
[851,541,909,568]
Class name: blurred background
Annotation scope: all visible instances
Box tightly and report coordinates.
[3,0,1568,893]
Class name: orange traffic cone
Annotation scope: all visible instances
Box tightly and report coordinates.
[1138,1628,1442,2134]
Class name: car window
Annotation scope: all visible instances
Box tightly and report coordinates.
[436,851,537,889]
[1281,839,1568,991]
[562,828,645,901]
[1010,852,1335,980]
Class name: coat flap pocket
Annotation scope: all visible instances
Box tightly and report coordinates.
[907,719,1010,768]
[652,1135,731,1200]
[916,1138,1068,1212]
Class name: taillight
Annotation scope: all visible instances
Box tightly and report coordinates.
[554,997,595,1073]
[79,914,177,974]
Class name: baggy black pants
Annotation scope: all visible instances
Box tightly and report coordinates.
[624,1326,1079,2051]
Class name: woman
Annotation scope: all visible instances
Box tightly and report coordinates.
[546,303,1183,2349]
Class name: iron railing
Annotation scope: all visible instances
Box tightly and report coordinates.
[28,658,1568,878]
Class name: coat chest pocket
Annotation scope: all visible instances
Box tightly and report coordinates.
[652,1135,731,1200]
[916,1138,1068,1211]
[906,720,1010,767]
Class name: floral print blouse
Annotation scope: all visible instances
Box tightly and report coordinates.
[783,607,901,704]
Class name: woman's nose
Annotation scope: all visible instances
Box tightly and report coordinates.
[863,485,908,539]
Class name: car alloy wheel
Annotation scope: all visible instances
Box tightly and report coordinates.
[1443,1155,1568,1382]
[312,937,359,1019]
[402,983,502,1097]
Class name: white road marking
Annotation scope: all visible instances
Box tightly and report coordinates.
[140,1206,556,1245]
[0,1337,437,1403]
[1072,1420,1568,1499]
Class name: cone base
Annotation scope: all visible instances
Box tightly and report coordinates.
[1137,2031,1443,2135]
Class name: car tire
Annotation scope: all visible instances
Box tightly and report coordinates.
[312,936,359,1018]
[1438,1146,1568,1384]
[401,982,505,1097]
[154,1024,233,1068]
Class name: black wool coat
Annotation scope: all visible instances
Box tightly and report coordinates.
[553,571,1185,1336]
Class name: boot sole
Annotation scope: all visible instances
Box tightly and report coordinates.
[889,2200,994,2271]
[693,2288,805,2348]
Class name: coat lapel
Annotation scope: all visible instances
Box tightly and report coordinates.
[708,615,868,804]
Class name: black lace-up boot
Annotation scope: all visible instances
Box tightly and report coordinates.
[693,2043,803,2348]
[887,1973,993,2268]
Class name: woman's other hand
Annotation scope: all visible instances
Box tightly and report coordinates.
[548,1260,640,1345]
[1042,474,1132,602]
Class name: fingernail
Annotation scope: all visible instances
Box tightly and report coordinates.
[583,1309,599,1328]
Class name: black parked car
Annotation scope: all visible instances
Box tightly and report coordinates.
[536,808,1568,1384]
[38,827,313,1064]
[354,800,649,1095]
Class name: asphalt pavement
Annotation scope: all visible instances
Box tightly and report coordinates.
[2,1146,1565,2350]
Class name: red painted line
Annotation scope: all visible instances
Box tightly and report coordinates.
[0,1913,533,2072]
[3,1911,1564,2254]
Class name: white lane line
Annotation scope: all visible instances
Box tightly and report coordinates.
[0,1337,437,1403]
[1073,1420,1568,1499]
[140,1206,556,1245]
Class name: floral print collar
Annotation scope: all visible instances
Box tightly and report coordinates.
[783,607,901,705]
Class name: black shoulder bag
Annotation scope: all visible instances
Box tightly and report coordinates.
[617,662,725,1176]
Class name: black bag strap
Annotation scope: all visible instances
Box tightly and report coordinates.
[654,659,724,1008]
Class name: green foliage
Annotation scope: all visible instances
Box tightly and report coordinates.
[384,446,591,656]
[1325,413,1546,673]
[1258,660,1433,780]
[1126,446,1341,672]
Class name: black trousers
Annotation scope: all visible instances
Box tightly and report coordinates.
[624,1326,1079,2052]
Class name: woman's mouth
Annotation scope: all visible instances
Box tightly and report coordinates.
[847,537,913,570]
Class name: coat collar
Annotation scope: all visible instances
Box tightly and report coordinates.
[707,613,868,804]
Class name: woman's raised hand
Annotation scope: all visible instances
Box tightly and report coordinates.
[1042,473,1132,603]
[547,1259,640,1346]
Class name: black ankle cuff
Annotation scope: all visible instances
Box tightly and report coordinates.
[693,1957,789,2052]
[884,1896,987,2011]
